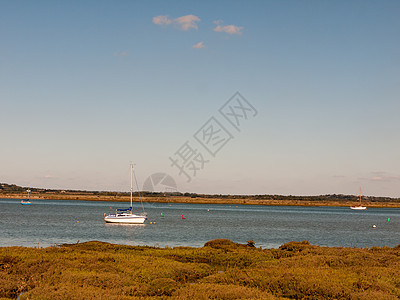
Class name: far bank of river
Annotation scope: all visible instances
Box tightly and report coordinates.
[1,192,400,208]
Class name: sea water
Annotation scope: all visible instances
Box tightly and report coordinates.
[1,198,399,248]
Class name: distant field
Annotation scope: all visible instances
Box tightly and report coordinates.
[1,191,400,208]
[1,240,399,299]
[2,183,400,207]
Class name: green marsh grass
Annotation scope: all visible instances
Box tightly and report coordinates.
[1,240,399,299]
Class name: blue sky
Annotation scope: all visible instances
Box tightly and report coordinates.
[1,0,399,197]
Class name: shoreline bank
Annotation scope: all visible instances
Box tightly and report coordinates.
[1,192,400,208]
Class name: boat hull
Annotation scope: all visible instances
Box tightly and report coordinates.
[350,206,367,210]
[21,201,32,205]
[104,214,146,224]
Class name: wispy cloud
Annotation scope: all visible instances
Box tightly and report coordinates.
[332,175,346,179]
[360,171,400,183]
[192,41,205,49]
[213,20,243,35]
[114,51,129,57]
[153,14,200,31]
[371,175,400,182]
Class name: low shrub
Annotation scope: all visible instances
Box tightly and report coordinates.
[204,239,239,250]
[1,240,399,299]
[173,283,277,299]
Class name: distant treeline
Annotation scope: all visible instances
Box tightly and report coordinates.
[1,182,399,203]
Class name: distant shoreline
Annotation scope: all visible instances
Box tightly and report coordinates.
[2,192,400,208]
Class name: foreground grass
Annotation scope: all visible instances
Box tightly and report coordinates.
[1,240,399,299]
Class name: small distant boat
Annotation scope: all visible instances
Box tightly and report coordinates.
[104,164,147,224]
[350,187,366,210]
[21,189,33,205]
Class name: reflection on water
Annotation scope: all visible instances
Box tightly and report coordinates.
[1,198,399,248]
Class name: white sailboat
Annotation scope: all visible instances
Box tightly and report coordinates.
[104,164,147,224]
[350,187,367,210]
[21,189,32,205]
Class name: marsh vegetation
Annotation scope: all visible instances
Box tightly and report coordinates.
[1,239,399,299]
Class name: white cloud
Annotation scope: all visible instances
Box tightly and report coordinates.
[174,14,200,30]
[153,14,200,31]
[152,15,172,26]
[192,41,205,49]
[213,20,243,35]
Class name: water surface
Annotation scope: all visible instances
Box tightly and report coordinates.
[1,198,399,248]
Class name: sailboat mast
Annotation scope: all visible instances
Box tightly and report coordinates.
[130,164,133,208]
[359,187,362,205]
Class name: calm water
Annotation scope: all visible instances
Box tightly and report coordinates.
[1,198,399,249]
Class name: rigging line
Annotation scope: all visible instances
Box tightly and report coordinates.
[132,165,145,212]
